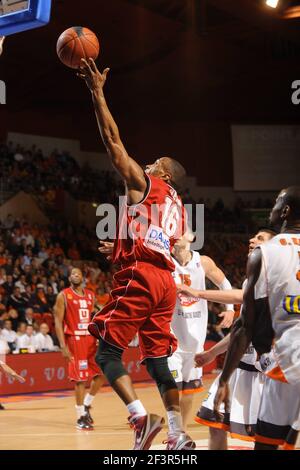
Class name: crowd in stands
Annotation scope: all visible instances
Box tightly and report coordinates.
[0,216,115,354]
[0,141,123,205]
[0,141,273,234]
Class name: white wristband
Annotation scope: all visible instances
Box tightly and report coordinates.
[218,277,234,311]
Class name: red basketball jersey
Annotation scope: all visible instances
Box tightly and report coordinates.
[62,287,95,336]
[113,174,186,271]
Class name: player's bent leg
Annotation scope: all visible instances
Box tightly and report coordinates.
[96,338,137,403]
[145,357,195,450]
[209,427,228,450]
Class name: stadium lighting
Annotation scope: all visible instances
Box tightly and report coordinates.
[266,0,280,8]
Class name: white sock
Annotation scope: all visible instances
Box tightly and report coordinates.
[167,410,183,435]
[84,393,95,407]
[127,400,147,418]
[75,405,84,420]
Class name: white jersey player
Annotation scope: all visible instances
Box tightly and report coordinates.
[177,229,275,449]
[214,187,300,450]
[168,230,235,431]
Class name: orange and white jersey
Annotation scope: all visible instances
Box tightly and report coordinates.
[171,251,208,353]
[255,233,300,384]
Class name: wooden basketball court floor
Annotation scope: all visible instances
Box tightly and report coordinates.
[0,376,299,450]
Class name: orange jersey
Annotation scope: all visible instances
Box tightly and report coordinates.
[62,287,95,336]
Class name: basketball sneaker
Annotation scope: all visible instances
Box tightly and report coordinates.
[129,413,165,450]
[84,405,94,424]
[76,415,94,430]
[165,432,196,450]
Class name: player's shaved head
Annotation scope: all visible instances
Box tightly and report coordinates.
[282,186,300,218]
[145,157,186,188]
[269,186,300,228]
[160,157,186,188]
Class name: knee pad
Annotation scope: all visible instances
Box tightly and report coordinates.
[96,338,127,385]
[145,357,177,396]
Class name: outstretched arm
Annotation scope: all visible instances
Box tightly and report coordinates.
[194,334,231,367]
[78,59,146,202]
[176,284,243,304]
[201,256,235,328]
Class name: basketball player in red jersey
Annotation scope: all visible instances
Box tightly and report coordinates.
[54,268,105,430]
[78,58,195,450]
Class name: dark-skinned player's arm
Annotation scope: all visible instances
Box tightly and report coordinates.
[54,292,73,362]
[0,37,5,56]
[213,248,264,416]
[77,58,146,202]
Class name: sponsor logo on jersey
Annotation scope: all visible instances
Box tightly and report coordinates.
[177,309,203,318]
[178,293,199,307]
[67,294,73,300]
[79,360,88,371]
[144,224,170,255]
[282,295,300,314]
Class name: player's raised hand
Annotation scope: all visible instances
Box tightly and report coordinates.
[77,58,110,93]
[0,37,5,56]
[213,380,230,420]
[194,350,216,368]
[218,310,235,329]
[0,362,25,383]
[98,241,114,260]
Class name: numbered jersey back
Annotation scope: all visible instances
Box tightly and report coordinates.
[113,174,186,271]
[63,287,95,336]
[258,233,300,383]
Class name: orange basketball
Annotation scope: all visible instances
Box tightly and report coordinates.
[57,27,100,69]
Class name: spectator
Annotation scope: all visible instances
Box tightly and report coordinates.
[46,285,56,309]
[34,323,56,352]
[32,286,51,313]
[67,243,80,260]
[1,319,17,351]
[16,325,36,352]
[0,332,10,355]
[2,274,14,296]
[7,308,19,331]
[15,274,27,293]
[7,287,26,314]
[22,307,34,326]
[16,321,27,337]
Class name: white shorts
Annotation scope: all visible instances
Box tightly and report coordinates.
[256,376,300,449]
[168,350,203,394]
[195,362,264,441]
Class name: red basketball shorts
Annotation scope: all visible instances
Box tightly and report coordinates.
[65,334,102,382]
[88,261,177,362]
